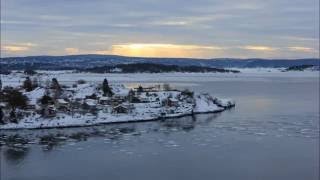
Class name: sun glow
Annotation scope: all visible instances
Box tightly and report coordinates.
[242,45,277,51]
[95,43,223,58]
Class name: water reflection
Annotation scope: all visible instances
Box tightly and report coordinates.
[3,147,30,165]
[0,113,220,162]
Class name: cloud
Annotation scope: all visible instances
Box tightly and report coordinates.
[288,46,316,53]
[94,43,224,58]
[65,48,80,54]
[1,0,318,58]
[1,43,37,53]
[241,45,277,51]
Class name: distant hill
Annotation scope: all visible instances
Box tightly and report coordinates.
[81,63,240,73]
[284,65,320,71]
[0,54,319,70]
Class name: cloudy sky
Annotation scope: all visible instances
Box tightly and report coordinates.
[1,0,319,58]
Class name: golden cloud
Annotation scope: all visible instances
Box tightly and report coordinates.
[2,45,30,52]
[241,45,277,51]
[65,48,80,54]
[94,43,224,58]
[288,46,315,53]
[1,43,37,53]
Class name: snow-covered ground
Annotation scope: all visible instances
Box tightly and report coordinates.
[0,92,234,130]
[0,71,237,130]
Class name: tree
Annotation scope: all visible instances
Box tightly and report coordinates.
[39,95,53,106]
[137,85,143,93]
[51,78,61,90]
[77,79,86,84]
[23,77,33,92]
[24,69,37,76]
[0,107,4,124]
[51,78,62,99]
[4,89,28,110]
[181,89,194,98]
[102,78,113,97]
[163,83,171,91]
[0,78,2,91]
[3,89,28,122]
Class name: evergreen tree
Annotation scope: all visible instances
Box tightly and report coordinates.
[0,78,2,91]
[51,78,62,99]
[0,107,4,124]
[51,78,61,90]
[137,85,143,93]
[3,89,28,122]
[23,77,33,92]
[4,89,28,110]
[39,95,53,106]
[102,78,113,97]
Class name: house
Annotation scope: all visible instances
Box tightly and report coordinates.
[139,97,150,103]
[110,95,125,106]
[25,104,36,110]
[112,105,128,114]
[134,86,156,92]
[163,98,179,107]
[55,99,70,111]
[112,103,134,114]
[99,96,111,105]
[42,105,57,117]
[83,99,97,110]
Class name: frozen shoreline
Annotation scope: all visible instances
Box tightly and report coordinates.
[0,96,235,130]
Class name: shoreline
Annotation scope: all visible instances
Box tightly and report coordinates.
[0,105,234,131]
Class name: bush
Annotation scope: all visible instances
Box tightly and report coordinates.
[163,83,171,91]
[24,69,37,75]
[181,89,194,98]
[77,79,86,84]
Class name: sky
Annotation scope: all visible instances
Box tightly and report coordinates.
[1,0,319,59]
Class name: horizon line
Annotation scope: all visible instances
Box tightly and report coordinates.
[1,54,319,60]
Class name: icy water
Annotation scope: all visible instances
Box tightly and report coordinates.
[1,74,319,180]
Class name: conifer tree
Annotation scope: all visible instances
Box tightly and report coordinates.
[23,77,33,92]
[102,78,113,97]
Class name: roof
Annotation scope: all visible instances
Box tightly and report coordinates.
[114,104,128,109]
[85,99,97,106]
[99,96,110,101]
[57,99,68,104]
[169,98,179,102]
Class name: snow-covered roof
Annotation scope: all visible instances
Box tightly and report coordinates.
[85,99,97,106]
[57,99,68,104]
[99,96,110,101]
[169,98,179,102]
[24,87,45,105]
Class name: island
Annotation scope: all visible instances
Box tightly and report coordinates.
[0,73,235,130]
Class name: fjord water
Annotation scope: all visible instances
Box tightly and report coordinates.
[1,73,319,180]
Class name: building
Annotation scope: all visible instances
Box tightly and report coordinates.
[99,96,111,105]
[112,103,134,114]
[112,105,129,114]
[83,99,97,110]
[164,98,179,107]
[42,105,57,117]
[55,99,70,111]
